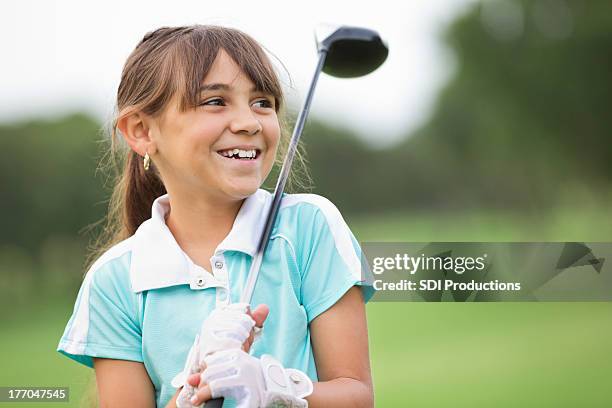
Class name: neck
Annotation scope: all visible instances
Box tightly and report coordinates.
[164,187,245,252]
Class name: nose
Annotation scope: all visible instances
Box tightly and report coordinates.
[229,104,262,136]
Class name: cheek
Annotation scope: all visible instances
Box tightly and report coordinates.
[264,134,281,170]
[187,122,224,153]
[265,120,281,151]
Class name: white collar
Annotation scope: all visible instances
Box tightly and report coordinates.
[129,189,272,293]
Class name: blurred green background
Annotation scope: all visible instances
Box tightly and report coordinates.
[1,1,611,407]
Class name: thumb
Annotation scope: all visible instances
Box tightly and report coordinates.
[187,373,201,387]
[250,304,269,328]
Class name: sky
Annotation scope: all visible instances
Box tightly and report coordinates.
[1,0,475,147]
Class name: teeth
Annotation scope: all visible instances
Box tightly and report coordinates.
[219,148,257,159]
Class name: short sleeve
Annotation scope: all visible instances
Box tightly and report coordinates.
[298,199,375,323]
[57,253,143,368]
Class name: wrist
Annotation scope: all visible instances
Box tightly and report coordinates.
[165,386,182,408]
[260,354,313,405]
[202,350,313,408]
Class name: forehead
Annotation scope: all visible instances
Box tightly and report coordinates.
[159,49,255,124]
[201,49,255,90]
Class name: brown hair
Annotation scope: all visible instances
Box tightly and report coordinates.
[84,25,312,274]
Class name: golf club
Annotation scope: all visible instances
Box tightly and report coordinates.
[206,25,388,408]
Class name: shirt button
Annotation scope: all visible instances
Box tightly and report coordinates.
[196,276,206,287]
[215,261,224,269]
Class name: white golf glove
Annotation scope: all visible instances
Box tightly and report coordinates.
[202,349,314,408]
[172,302,256,408]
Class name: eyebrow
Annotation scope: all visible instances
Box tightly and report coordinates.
[199,83,259,93]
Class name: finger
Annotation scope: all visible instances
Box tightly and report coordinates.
[242,305,267,352]
[213,324,251,342]
[201,360,237,384]
[244,327,256,346]
[187,373,201,387]
[189,384,212,406]
[250,304,269,328]
[186,360,207,387]
[242,333,254,353]
[228,312,256,331]
[203,349,237,367]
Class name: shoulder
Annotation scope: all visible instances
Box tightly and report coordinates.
[84,236,136,293]
[74,236,141,326]
[278,192,348,229]
[279,192,340,213]
[274,193,357,257]
[57,237,143,370]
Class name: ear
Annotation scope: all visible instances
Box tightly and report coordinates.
[116,109,158,157]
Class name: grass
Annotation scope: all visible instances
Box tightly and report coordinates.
[0,297,96,407]
[1,206,611,407]
[367,302,612,407]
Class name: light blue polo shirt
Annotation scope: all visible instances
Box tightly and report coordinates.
[57,188,374,407]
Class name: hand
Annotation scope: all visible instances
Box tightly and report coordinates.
[241,304,269,353]
[173,303,256,387]
[188,349,313,408]
[173,304,269,407]
[198,302,256,358]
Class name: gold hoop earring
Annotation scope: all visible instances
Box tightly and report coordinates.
[143,152,151,171]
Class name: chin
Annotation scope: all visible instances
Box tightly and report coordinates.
[223,181,261,199]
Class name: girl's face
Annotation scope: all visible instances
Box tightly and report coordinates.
[150,49,281,202]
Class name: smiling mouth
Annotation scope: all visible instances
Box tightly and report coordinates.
[216,148,262,161]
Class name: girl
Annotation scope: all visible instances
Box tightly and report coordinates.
[57,25,374,407]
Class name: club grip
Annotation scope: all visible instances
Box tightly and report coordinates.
[205,397,224,407]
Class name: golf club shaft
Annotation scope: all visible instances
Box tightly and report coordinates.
[240,48,328,305]
[204,50,328,408]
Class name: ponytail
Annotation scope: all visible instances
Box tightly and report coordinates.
[81,124,166,275]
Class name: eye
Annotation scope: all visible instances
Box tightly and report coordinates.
[253,98,274,109]
[200,98,225,107]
